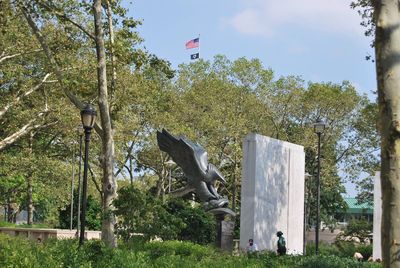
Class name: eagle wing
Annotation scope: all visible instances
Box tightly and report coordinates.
[157,129,207,180]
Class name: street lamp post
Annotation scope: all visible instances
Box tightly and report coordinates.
[79,104,96,246]
[70,145,76,231]
[303,172,312,255]
[312,119,326,255]
[165,160,176,193]
[76,130,83,233]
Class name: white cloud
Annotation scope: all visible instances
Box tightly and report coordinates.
[223,0,364,38]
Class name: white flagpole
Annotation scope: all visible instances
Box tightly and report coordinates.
[198,34,201,59]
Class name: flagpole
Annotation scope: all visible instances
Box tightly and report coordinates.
[198,34,201,59]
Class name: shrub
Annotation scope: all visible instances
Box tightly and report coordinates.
[307,241,373,262]
[300,255,378,268]
[0,233,382,268]
[0,221,16,227]
[306,242,341,256]
[59,194,102,230]
[114,186,185,241]
[337,218,372,243]
[356,244,373,261]
[165,198,216,244]
[143,240,215,260]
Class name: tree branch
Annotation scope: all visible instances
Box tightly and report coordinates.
[0,49,43,64]
[0,73,53,119]
[21,5,103,136]
[88,163,103,200]
[0,111,56,151]
[105,0,117,106]
[114,141,135,177]
[37,2,95,40]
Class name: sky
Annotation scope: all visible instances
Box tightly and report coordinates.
[127,0,377,197]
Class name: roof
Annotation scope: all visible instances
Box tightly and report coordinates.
[344,197,373,214]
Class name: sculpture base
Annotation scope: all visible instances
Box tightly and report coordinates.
[208,208,236,251]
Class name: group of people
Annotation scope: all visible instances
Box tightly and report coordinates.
[246,231,286,256]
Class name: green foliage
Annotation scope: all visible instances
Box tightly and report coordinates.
[0,234,381,267]
[58,194,102,230]
[132,55,378,225]
[338,219,373,243]
[114,186,216,244]
[165,198,216,244]
[356,244,373,261]
[356,176,374,206]
[1,0,380,246]
[0,221,16,227]
[143,240,215,260]
[0,221,50,228]
[307,241,373,261]
[114,186,186,241]
[299,255,374,268]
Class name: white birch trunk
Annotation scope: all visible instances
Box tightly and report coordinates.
[93,0,117,247]
[374,0,400,266]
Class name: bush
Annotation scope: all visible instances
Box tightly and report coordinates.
[300,255,378,268]
[0,234,382,268]
[114,186,185,241]
[337,218,372,243]
[356,244,373,261]
[114,186,216,244]
[143,240,215,260]
[306,242,341,256]
[165,198,216,245]
[307,241,373,261]
[59,194,102,230]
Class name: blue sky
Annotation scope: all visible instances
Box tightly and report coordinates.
[127,0,376,196]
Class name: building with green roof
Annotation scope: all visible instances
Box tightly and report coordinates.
[337,197,373,224]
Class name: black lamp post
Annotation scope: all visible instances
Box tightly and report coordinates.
[312,119,326,255]
[79,104,96,246]
[76,130,83,233]
[303,172,312,255]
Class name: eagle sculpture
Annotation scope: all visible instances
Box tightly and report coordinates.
[157,129,229,210]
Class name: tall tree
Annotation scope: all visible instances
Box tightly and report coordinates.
[353,0,400,265]
[16,0,154,246]
[374,0,400,266]
[92,0,117,247]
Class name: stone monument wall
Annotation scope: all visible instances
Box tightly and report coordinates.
[240,133,305,254]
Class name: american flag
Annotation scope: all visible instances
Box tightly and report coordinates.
[185,38,199,49]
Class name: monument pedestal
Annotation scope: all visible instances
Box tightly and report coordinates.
[209,207,235,251]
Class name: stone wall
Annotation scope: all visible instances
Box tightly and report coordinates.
[0,227,101,242]
[240,133,305,254]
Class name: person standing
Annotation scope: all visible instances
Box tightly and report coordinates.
[277,231,287,255]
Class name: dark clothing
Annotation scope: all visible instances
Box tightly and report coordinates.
[277,236,286,255]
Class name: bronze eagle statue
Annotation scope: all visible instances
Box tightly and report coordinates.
[156,129,229,210]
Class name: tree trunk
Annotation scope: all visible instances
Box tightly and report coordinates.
[93,0,117,247]
[7,198,12,222]
[27,132,34,225]
[27,176,33,224]
[156,172,166,199]
[231,161,237,212]
[374,0,400,266]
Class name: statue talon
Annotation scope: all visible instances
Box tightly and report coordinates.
[203,198,229,210]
